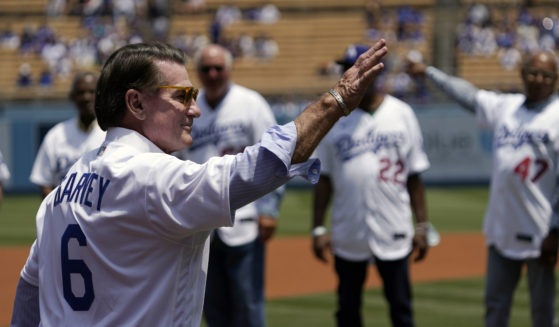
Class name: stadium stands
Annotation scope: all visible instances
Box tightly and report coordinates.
[455,1,559,92]
[10,0,559,101]
[0,0,434,100]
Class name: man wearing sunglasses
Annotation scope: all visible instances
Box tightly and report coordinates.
[174,44,284,327]
[11,40,387,326]
[407,50,559,327]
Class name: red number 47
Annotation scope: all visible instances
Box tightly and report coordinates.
[513,157,548,182]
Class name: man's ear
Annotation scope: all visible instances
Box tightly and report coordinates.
[125,89,146,120]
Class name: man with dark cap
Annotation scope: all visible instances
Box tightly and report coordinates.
[311,44,432,327]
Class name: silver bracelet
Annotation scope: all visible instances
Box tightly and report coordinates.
[328,88,350,116]
[311,225,328,237]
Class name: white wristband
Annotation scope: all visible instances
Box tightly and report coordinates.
[328,89,350,116]
[312,225,328,237]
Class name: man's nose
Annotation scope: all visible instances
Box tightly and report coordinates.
[189,101,201,118]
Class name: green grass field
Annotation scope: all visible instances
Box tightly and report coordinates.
[275,185,489,236]
[0,186,488,244]
[4,186,554,327]
[267,275,554,327]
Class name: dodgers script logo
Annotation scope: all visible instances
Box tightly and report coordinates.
[189,121,250,151]
[494,126,550,149]
[335,129,405,161]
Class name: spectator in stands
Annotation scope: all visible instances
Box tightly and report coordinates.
[468,3,490,27]
[41,35,67,73]
[397,7,424,42]
[498,45,522,71]
[113,0,138,24]
[0,25,20,50]
[539,17,556,52]
[46,0,66,17]
[257,3,280,24]
[0,150,10,207]
[474,23,497,55]
[16,63,33,88]
[68,36,97,68]
[82,0,107,16]
[19,25,36,55]
[237,32,255,58]
[215,4,241,26]
[29,72,105,198]
[38,67,54,89]
[254,33,278,60]
[495,24,516,49]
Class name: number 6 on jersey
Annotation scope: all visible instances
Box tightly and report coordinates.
[61,224,95,311]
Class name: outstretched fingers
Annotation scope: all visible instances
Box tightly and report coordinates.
[333,39,388,112]
[357,39,388,82]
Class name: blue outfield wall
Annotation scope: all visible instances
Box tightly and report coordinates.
[0,100,492,194]
[1,101,77,193]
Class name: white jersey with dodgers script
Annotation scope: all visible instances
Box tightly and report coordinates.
[315,95,430,261]
[476,91,559,259]
[33,127,234,327]
[30,117,105,187]
[177,83,277,246]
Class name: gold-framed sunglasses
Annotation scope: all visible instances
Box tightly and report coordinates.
[158,85,199,105]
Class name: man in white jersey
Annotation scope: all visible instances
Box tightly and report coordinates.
[175,44,284,327]
[407,50,559,327]
[312,44,431,327]
[0,150,10,206]
[11,40,388,326]
[29,72,105,198]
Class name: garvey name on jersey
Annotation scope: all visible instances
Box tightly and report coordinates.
[53,172,111,211]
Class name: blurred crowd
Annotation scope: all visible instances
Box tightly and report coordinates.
[8,0,556,104]
[320,2,429,103]
[3,0,280,89]
[456,2,559,70]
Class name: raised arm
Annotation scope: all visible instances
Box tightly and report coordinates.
[228,39,387,212]
[292,39,388,163]
[407,60,479,112]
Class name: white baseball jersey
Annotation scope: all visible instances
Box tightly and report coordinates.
[315,95,430,261]
[475,90,559,259]
[30,127,234,327]
[176,83,277,246]
[0,150,10,184]
[30,117,105,187]
[20,123,318,326]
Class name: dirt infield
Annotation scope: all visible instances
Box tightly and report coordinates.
[0,232,486,325]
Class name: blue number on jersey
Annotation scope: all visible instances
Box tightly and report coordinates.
[61,224,95,311]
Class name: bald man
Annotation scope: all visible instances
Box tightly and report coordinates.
[30,72,105,198]
[174,44,284,327]
[407,51,559,327]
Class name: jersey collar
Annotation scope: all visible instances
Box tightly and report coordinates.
[104,127,165,154]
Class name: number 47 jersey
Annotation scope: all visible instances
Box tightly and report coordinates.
[476,90,559,259]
